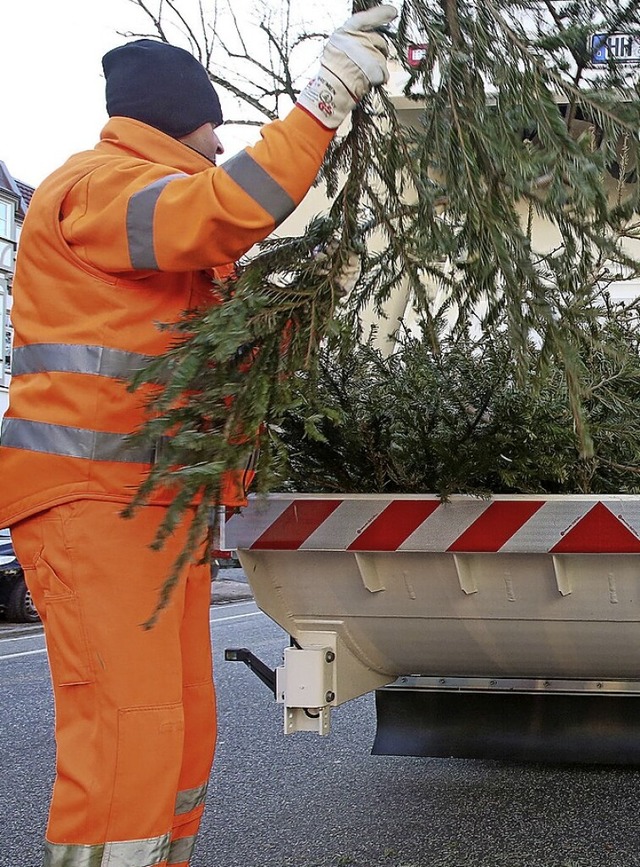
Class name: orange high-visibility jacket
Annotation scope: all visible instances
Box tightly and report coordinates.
[0,111,333,527]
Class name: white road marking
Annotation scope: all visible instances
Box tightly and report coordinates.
[0,632,44,642]
[1,604,264,659]
[0,648,47,660]
[210,610,263,625]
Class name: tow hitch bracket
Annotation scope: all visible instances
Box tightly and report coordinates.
[226,644,336,736]
[224,647,276,696]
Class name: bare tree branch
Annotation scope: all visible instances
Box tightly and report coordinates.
[119,0,319,125]
[122,0,169,42]
[259,21,296,102]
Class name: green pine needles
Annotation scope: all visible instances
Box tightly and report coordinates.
[127,0,640,623]
[280,300,640,498]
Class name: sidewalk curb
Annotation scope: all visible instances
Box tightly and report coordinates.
[211,579,253,605]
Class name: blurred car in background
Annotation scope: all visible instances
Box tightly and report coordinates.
[0,527,39,623]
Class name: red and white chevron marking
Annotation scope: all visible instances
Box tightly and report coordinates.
[225,495,640,554]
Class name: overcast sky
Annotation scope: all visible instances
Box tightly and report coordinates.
[3,0,352,188]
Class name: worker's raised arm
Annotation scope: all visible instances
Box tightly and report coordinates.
[65,109,332,273]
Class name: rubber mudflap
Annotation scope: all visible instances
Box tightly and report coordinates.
[373,688,640,764]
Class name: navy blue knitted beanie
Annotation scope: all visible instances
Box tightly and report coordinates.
[102,39,223,137]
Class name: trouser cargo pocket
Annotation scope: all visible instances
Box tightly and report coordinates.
[29,554,94,687]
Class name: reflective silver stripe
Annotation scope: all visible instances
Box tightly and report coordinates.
[127,173,186,270]
[175,782,208,815]
[44,833,171,867]
[1,418,159,464]
[221,152,295,225]
[44,841,103,867]
[102,835,171,867]
[12,344,152,379]
[168,835,197,865]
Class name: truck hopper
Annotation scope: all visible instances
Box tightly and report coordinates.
[225,493,640,763]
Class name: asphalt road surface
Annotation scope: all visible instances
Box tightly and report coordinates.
[2,604,640,867]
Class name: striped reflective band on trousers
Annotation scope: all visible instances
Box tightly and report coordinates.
[42,784,206,866]
[125,158,295,271]
[175,782,208,815]
[44,833,197,866]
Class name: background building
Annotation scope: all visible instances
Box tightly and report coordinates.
[0,162,34,422]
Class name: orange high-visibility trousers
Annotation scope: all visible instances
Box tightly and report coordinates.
[11,500,216,867]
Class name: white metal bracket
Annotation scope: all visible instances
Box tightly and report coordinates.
[276,645,337,735]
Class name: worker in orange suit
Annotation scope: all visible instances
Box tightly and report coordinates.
[0,7,396,867]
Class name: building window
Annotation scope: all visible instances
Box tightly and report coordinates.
[0,199,14,241]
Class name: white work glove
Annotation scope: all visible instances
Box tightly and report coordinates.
[297,5,398,130]
[334,251,361,298]
[313,242,362,299]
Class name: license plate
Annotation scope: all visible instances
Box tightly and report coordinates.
[591,33,640,64]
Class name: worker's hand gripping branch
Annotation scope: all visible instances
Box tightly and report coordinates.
[297,5,398,130]
[312,240,362,301]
